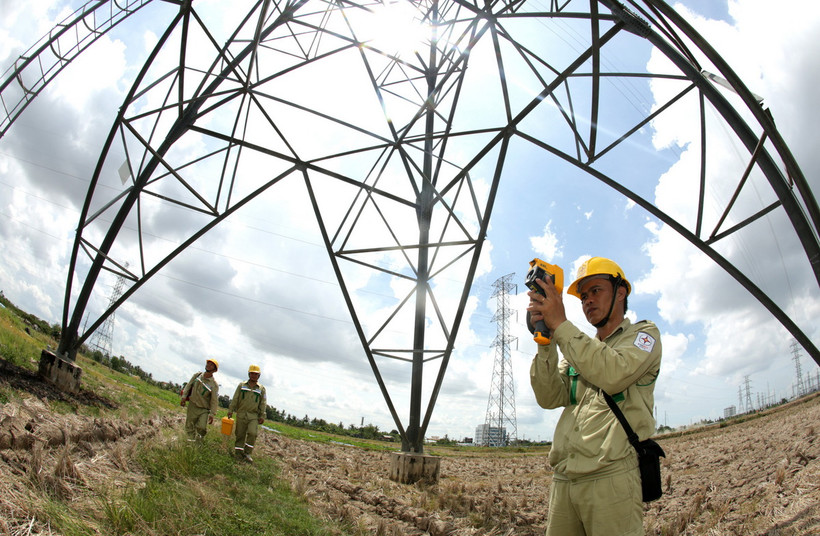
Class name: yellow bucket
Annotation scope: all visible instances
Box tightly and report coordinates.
[221,416,234,436]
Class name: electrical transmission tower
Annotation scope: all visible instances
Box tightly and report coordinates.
[743,375,753,413]
[88,268,128,357]
[737,386,743,413]
[791,339,806,398]
[483,273,518,447]
[7,0,820,457]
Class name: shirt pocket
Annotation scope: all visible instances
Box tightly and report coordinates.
[570,393,620,459]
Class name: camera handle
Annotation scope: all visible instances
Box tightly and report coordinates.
[525,258,564,345]
[526,310,552,345]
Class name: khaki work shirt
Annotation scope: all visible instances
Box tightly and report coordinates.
[183,372,220,416]
[530,318,662,478]
[228,381,267,421]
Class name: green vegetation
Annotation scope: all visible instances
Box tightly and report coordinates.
[0,297,355,536]
[429,442,551,458]
[0,291,60,341]
[264,421,400,451]
[0,299,51,367]
[97,435,345,536]
[262,411,400,442]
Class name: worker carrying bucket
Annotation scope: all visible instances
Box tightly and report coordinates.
[227,364,267,463]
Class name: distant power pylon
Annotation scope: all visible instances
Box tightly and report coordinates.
[88,268,128,357]
[743,375,753,413]
[791,339,806,398]
[483,273,518,447]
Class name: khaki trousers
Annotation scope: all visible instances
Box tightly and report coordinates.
[234,413,259,455]
[185,405,210,440]
[546,462,643,536]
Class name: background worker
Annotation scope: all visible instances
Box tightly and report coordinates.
[227,364,267,462]
[527,257,662,536]
[180,358,220,443]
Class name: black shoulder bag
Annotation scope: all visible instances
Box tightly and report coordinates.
[602,392,666,502]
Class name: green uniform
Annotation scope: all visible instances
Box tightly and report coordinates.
[182,372,219,441]
[228,380,267,458]
[530,318,661,536]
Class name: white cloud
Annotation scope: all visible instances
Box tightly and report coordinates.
[529,221,563,261]
[641,0,820,413]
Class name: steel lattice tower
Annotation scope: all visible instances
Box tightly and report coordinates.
[743,375,753,413]
[483,273,517,447]
[88,269,128,357]
[3,0,820,455]
[791,339,806,398]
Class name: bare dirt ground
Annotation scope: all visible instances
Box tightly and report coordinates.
[1,360,819,535]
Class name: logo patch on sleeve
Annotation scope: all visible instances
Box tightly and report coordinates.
[634,332,656,353]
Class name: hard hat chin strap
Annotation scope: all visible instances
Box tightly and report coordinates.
[593,276,622,329]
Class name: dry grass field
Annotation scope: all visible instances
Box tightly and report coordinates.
[1,356,818,535]
[260,392,820,536]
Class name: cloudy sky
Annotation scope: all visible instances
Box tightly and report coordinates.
[1,0,819,443]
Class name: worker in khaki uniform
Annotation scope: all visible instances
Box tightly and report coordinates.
[181,358,220,442]
[227,364,267,462]
[528,257,662,536]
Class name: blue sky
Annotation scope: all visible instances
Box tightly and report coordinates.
[1,0,819,443]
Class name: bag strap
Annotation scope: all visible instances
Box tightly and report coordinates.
[183,371,203,398]
[602,391,641,449]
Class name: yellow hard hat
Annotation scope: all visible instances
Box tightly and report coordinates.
[206,358,219,371]
[248,364,261,374]
[567,257,631,299]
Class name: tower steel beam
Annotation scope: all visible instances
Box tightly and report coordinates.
[0,0,160,139]
[3,0,818,461]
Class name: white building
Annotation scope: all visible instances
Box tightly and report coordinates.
[475,423,507,447]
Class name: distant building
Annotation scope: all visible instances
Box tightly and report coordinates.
[724,405,737,419]
[475,423,507,447]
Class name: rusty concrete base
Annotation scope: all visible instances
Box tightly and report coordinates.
[389,452,441,484]
[38,349,82,393]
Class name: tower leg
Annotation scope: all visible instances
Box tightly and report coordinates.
[389,452,440,484]
[38,349,82,393]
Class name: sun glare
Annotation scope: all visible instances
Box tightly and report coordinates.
[358,1,431,58]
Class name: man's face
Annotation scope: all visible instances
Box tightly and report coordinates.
[205,361,217,374]
[578,277,615,326]
[249,372,260,382]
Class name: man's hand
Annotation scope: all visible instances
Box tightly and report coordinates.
[526,277,568,332]
[208,415,214,425]
[180,399,187,407]
[227,412,233,419]
[258,418,264,425]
